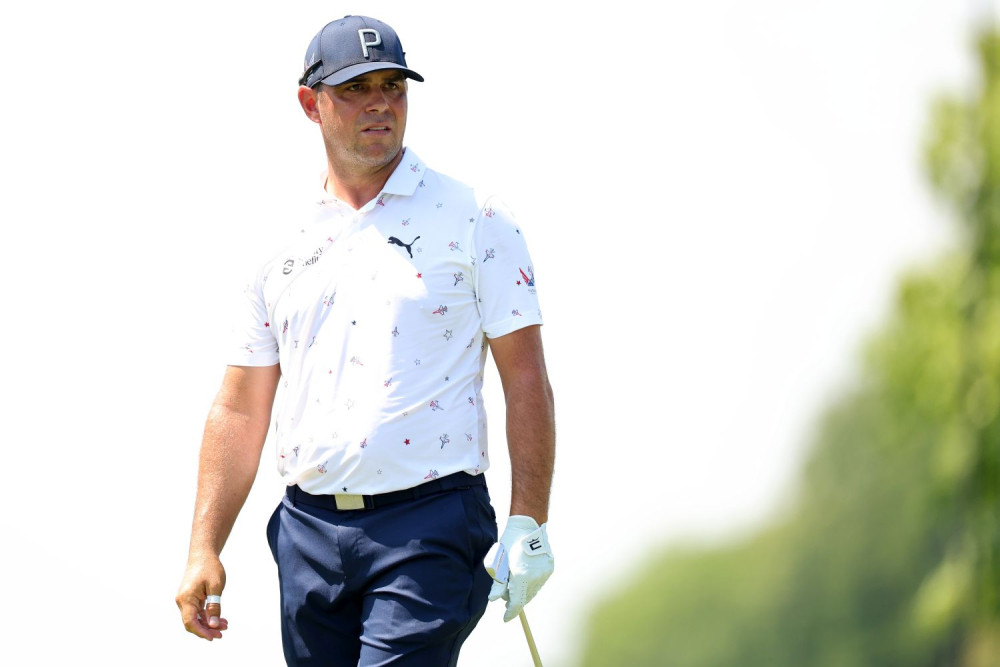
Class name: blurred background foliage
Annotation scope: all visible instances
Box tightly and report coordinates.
[581,29,1000,667]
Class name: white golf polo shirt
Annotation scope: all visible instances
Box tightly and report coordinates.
[227,148,543,495]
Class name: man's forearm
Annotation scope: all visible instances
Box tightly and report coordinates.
[187,403,269,559]
[505,375,555,524]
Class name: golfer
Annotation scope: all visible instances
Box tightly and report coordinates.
[175,15,556,666]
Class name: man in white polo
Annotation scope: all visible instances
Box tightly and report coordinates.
[175,15,556,665]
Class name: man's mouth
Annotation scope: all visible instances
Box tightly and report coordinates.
[362,126,391,133]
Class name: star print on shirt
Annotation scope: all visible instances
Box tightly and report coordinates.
[345,399,355,409]
[436,203,443,208]
[416,273,422,279]
[444,330,453,341]
[404,438,410,445]
[414,359,421,365]
[392,327,399,337]
[264,321,270,328]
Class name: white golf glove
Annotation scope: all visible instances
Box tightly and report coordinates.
[486,515,554,622]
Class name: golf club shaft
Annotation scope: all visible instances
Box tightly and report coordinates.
[519,610,542,667]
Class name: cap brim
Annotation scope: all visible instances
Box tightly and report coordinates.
[319,62,424,87]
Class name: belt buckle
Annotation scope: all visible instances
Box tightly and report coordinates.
[333,494,366,510]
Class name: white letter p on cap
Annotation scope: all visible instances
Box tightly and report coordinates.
[358,29,382,58]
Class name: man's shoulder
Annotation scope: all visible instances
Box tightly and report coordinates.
[403,148,511,216]
[420,163,476,204]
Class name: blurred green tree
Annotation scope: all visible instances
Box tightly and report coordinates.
[581,30,1000,667]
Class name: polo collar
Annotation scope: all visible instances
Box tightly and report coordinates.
[320,147,426,213]
[380,147,425,197]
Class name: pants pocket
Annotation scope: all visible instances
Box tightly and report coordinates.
[265,498,283,563]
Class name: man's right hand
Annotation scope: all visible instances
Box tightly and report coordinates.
[176,554,229,640]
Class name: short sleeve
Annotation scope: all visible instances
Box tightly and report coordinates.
[472,196,544,338]
[225,264,279,366]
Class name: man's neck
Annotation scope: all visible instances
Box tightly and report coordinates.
[325,149,405,210]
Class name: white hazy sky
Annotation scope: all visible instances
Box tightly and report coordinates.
[0,1,991,665]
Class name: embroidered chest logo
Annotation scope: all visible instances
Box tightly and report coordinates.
[387,235,420,258]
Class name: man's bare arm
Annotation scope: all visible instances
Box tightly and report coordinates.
[489,325,555,524]
[176,363,281,641]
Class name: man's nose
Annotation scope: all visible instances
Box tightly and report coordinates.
[365,87,391,113]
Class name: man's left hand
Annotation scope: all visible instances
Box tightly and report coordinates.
[487,516,554,622]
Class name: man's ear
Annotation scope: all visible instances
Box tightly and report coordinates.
[298,85,322,124]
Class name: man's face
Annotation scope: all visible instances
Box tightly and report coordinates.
[313,69,408,174]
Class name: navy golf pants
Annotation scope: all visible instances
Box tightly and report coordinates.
[266,478,498,666]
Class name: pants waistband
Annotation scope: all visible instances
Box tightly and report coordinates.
[287,471,485,511]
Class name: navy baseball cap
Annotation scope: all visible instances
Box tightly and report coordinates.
[299,15,424,88]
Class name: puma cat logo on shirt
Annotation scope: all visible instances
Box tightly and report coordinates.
[387,235,420,258]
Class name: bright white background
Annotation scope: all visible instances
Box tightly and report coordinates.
[0,1,991,665]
